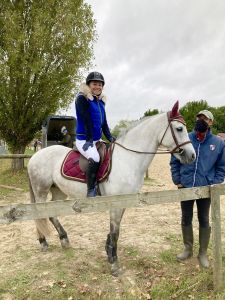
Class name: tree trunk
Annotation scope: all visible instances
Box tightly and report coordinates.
[11,146,26,172]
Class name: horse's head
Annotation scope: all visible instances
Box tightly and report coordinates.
[159,101,196,164]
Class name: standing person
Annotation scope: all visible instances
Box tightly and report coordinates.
[58,126,73,148]
[34,140,38,152]
[170,110,225,268]
[75,71,115,197]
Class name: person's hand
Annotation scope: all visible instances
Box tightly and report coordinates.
[109,136,116,143]
[82,141,93,151]
[177,183,184,189]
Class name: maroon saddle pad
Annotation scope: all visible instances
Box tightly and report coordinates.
[61,143,113,183]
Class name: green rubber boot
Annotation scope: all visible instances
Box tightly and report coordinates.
[198,227,211,268]
[177,225,193,261]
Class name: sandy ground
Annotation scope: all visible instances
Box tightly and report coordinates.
[1,154,225,277]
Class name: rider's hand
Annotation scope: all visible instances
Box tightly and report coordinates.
[82,141,93,151]
[109,136,116,143]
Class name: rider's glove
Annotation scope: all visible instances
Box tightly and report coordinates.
[109,136,116,143]
[82,141,93,151]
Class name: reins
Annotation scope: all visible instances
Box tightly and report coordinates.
[112,112,191,155]
[113,141,172,154]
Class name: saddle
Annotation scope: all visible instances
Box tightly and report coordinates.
[61,141,114,183]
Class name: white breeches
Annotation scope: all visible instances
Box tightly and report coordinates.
[76,140,100,163]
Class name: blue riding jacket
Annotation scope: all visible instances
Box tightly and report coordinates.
[170,130,225,187]
[75,92,112,142]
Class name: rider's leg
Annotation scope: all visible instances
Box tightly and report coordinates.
[75,140,100,197]
[86,158,99,197]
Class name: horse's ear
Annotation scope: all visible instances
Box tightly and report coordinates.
[170,101,179,118]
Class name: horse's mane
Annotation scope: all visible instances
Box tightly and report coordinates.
[117,113,163,139]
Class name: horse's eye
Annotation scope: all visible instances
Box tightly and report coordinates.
[176,127,183,132]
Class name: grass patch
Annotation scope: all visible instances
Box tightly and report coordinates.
[0,147,33,192]
[151,269,214,300]
[0,272,32,299]
[125,246,140,257]
[25,148,35,155]
[0,187,14,197]
[0,243,225,300]
[0,158,29,191]
[0,168,29,191]
[144,177,156,186]
[160,248,177,264]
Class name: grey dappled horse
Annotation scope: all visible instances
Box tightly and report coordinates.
[28,102,196,275]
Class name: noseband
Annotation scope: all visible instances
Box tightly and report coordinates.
[114,112,191,155]
[158,112,191,154]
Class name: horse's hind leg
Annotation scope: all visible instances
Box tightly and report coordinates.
[36,224,49,252]
[50,186,70,248]
[106,208,125,276]
[33,190,51,251]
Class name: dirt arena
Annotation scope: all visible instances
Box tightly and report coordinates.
[1,154,225,299]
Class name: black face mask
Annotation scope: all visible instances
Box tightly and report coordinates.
[194,119,209,133]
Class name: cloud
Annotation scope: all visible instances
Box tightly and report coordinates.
[68,0,225,127]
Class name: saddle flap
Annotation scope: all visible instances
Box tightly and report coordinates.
[61,142,114,183]
[73,141,107,172]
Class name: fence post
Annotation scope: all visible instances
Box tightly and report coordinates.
[42,125,47,148]
[210,185,223,290]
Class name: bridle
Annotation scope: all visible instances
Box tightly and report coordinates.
[158,112,191,154]
[113,112,191,155]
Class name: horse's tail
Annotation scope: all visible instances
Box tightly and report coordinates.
[28,174,51,237]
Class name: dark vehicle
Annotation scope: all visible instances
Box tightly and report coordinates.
[42,115,76,148]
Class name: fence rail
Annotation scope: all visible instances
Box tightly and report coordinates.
[0,184,225,290]
[0,154,33,159]
[0,186,210,222]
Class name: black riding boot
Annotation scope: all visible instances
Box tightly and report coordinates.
[86,159,99,197]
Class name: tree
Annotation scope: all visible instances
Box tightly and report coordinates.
[143,108,159,117]
[180,100,225,134]
[180,100,209,132]
[210,106,225,134]
[0,0,96,170]
[111,120,134,138]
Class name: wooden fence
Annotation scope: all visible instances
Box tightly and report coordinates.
[0,154,33,159]
[0,183,225,290]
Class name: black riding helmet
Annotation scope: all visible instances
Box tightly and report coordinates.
[86,71,105,86]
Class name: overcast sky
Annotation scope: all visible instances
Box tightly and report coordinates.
[68,0,225,127]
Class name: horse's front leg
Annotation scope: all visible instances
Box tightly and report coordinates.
[106,208,125,276]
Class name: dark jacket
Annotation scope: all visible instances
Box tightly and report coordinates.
[58,133,73,148]
[75,84,112,142]
[170,130,225,187]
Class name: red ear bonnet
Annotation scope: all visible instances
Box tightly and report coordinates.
[169,101,185,124]
[170,101,179,118]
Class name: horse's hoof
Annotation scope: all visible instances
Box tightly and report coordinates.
[60,237,71,248]
[40,242,48,252]
[111,261,122,277]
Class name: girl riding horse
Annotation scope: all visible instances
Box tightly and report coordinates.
[75,72,115,197]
